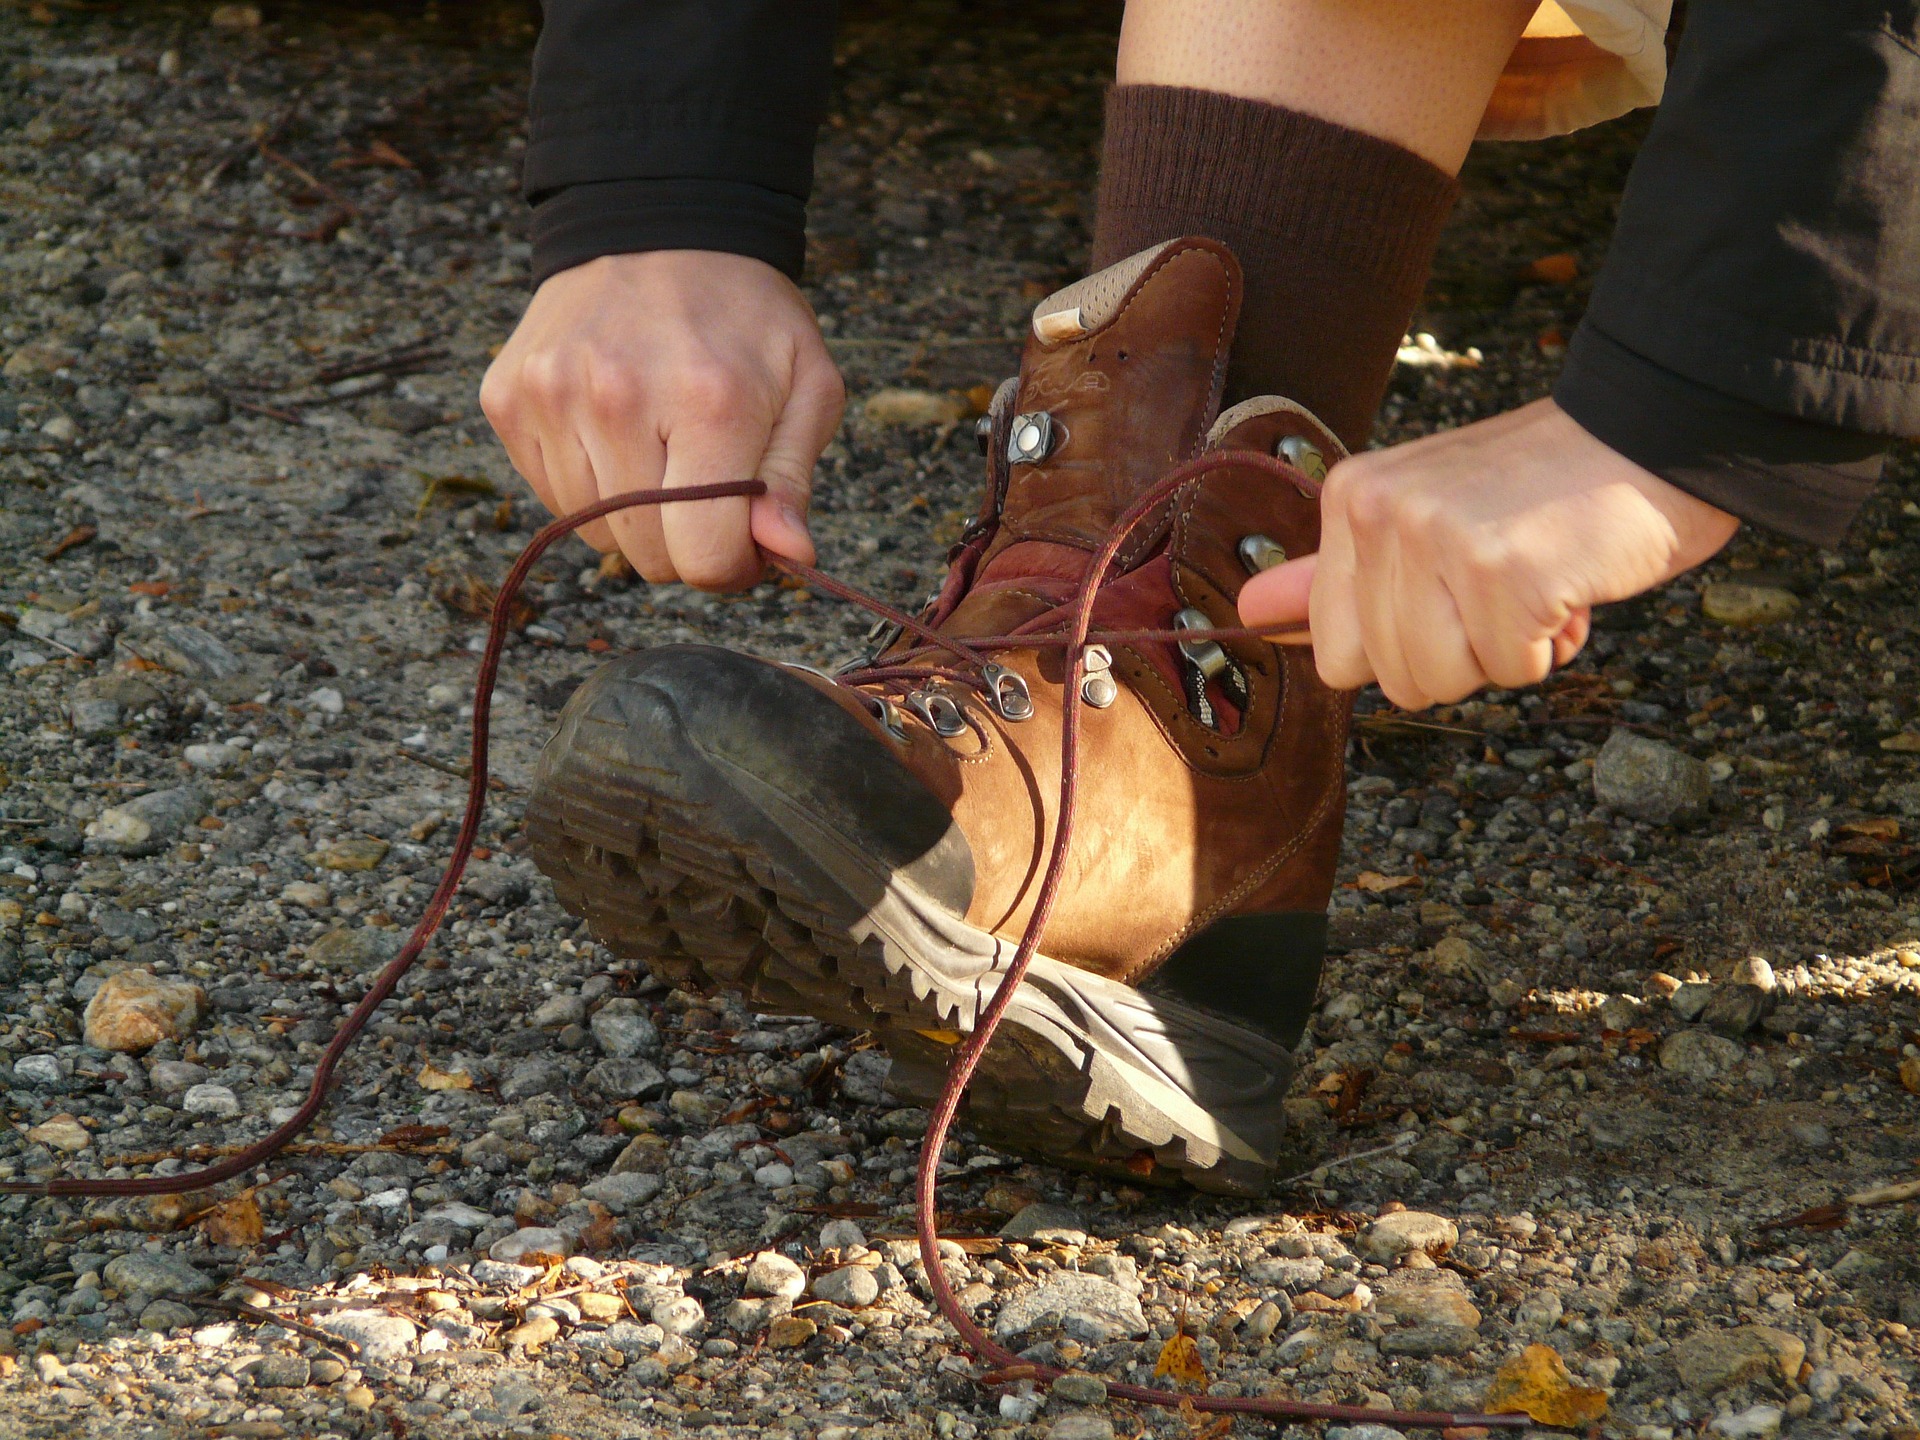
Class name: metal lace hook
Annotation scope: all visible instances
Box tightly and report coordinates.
[980,663,1033,721]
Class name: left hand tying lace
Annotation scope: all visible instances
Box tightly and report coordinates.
[1238,398,1740,711]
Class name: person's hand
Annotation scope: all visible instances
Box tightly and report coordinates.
[480,250,845,589]
[1239,398,1739,710]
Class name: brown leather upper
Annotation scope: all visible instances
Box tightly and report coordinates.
[824,238,1354,983]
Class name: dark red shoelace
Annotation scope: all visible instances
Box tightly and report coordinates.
[3,464,1527,1431]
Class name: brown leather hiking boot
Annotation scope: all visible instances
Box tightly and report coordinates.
[525,238,1353,1194]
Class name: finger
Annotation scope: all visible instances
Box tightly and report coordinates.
[1552,607,1591,668]
[749,350,844,567]
[1444,545,1560,691]
[1396,570,1488,707]
[658,416,771,591]
[480,363,565,524]
[1306,484,1373,690]
[568,421,674,576]
[1238,554,1314,634]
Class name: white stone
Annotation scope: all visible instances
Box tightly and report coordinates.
[181,1083,240,1116]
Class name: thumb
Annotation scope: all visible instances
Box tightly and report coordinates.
[749,351,844,568]
[1239,554,1316,639]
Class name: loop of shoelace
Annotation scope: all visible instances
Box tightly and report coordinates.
[0,464,1529,1431]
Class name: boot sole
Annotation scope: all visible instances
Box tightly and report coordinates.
[525,664,1302,1196]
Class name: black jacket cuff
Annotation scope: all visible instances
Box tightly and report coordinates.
[530,177,808,287]
[1555,325,1889,547]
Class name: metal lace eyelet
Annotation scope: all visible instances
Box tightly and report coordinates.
[1238,534,1288,574]
[1007,412,1059,466]
[1276,434,1327,482]
[981,664,1033,722]
[1079,644,1117,709]
[1173,607,1230,680]
[865,696,909,741]
[907,689,968,738]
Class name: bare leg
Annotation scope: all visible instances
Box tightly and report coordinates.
[1117,0,1541,174]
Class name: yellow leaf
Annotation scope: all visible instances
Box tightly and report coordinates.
[201,1193,265,1249]
[1352,871,1419,893]
[417,1060,473,1091]
[1484,1344,1609,1426]
[1154,1331,1208,1389]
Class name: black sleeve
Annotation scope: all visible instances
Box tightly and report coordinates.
[523,0,840,285]
[1555,0,1920,546]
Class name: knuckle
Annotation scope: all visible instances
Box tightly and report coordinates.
[519,351,571,408]
[672,361,749,420]
[581,358,643,419]
[1339,470,1397,536]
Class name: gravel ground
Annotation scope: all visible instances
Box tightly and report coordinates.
[1,3,1917,1438]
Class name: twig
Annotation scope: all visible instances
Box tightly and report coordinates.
[229,396,305,425]
[257,142,359,216]
[1271,1131,1418,1189]
[314,342,446,387]
[43,523,97,561]
[160,1291,360,1356]
[394,746,520,793]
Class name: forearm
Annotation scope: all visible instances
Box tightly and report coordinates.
[1555,0,1919,545]
[524,0,840,283]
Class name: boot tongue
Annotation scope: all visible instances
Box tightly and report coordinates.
[942,237,1244,638]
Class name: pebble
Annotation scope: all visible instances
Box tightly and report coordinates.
[586,1057,667,1098]
[1669,1324,1805,1393]
[1701,582,1798,626]
[252,1354,312,1388]
[13,1054,64,1086]
[590,998,660,1057]
[489,1227,573,1262]
[1363,1211,1458,1262]
[1000,1202,1089,1245]
[1050,1373,1109,1407]
[1048,1415,1115,1440]
[1657,1029,1746,1080]
[1593,729,1711,826]
[766,1315,817,1348]
[181,1082,241,1116]
[311,836,389,872]
[317,1309,418,1360]
[580,1172,664,1211]
[811,1265,881,1308]
[139,1298,199,1331]
[992,1273,1148,1344]
[744,1251,807,1301]
[104,1251,214,1299]
[84,785,208,853]
[1710,1407,1785,1439]
[505,1315,560,1350]
[25,1116,91,1152]
[82,969,205,1052]
[1669,982,1715,1023]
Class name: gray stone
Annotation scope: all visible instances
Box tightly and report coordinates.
[142,623,245,679]
[1246,1254,1326,1290]
[1363,1211,1459,1262]
[1048,1415,1115,1440]
[1050,1373,1109,1407]
[469,1259,543,1289]
[70,696,124,738]
[1000,1203,1088,1246]
[590,999,660,1058]
[1658,1028,1746,1080]
[139,1298,198,1331]
[1593,729,1710,825]
[818,1219,866,1249]
[1670,1324,1805,1394]
[586,1057,666,1099]
[1670,982,1715,1023]
[723,1295,792,1333]
[1702,983,1773,1036]
[181,1083,239,1116]
[13,1054,63,1086]
[500,1057,571,1101]
[581,1172,664,1212]
[306,926,403,972]
[1374,1269,1480,1329]
[85,785,208,854]
[139,393,228,426]
[316,1309,418,1361]
[105,1251,213,1300]
[531,993,586,1028]
[839,1048,892,1105]
[993,1273,1148,1344]
[743,1251,807,1301]
[1379,1323,1480,1357]
[490,1227,572,1262]
[651,1295,705,1335]
[1516,1290,1564,1336]
[811,1265,880,1308]
[252,1354,312,1388]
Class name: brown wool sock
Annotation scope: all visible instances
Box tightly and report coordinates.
[1090,84,1459,452]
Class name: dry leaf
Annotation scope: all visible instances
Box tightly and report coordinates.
[416,1060,473,1092]
[1524,252,1580,285]
[1484,1344,1609,1426]
[201,1193,265,1248]
[1154,1331,1208,1389]
[1840,817,1902,839]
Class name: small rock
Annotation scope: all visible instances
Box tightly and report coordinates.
[470,1259,543,1289]
[505,1315,560,1350]
[317,1310,417,1360]
[1597,993,1643,1031]
[1050,1373,1110,1407]
[1702,582,1798,627]
[1374,1270,1481,1329]
[252,1354,311,1388]
[590,999,660,1058]
[310,836,389,872]
[1380,1324,1480,1357]
[744,1251,807,1301]
[306,926,401,971]
[134,623,242,678]
[1593,730,1710,826]
[1516,1290,1564,1336]
[1658,1029,1745,1080]
[577,1292,625,1322]
[580,1173,664,1212]
[1670,1324,1805,1393]
[1710,1407,1785,1440]
[310,1359,346,1384]
[1787,1121,1832,1148]
[181,1083,240,1117]
[83,970,205,1052]
[279,881,330,910]
[651,1295,704,1335]
[670,1089,723,1125]
[766,1315,816,1348]
[139,1298,198,1331]
[993,1273,1148,1344]
[183,741,241,772]
[13,1054,64,1086]
[104,1251,213,1299]
[208,4,262,29]
[586,1057,666,1098]
[25,1116,91,1152]
[812,1266,881,1308]
[1000,1203,1088,1246]
[1364,1211,1459,1263]
[819,1219,867,1249]
[863,387,966,427]
[1048,1415,1115,1440]
[490,1227,573,1262]
[754,1161,794,1189]
[532,993,587,1028]
[86,785,208,854]
[1670,982,1715,1023]
[500,1057,570,1101]
[1702,983,1773,1036]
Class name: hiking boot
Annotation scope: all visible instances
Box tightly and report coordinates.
[525,238,1352,1195]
